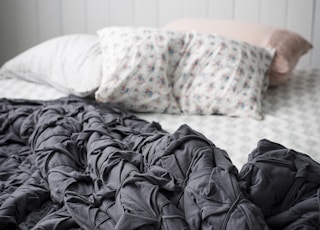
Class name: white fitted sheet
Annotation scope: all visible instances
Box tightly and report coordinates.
[0,68,319,168]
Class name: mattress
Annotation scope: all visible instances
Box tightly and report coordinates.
[0,68,319,169]
[1,68,320,229]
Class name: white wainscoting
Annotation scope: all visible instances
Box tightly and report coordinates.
[0,0,318,68]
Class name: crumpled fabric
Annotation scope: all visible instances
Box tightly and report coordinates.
[239,139,320,229]
[0,96,319,229]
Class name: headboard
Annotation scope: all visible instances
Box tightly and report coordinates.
[0,0,318,68]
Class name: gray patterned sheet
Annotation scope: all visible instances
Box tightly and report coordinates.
[0,68,319,168]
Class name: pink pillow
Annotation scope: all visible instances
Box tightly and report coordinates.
[266,29,312,85]
[163,18,313,86]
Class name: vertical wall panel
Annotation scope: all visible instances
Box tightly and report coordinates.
[0,0,19,64]
[134,0,158,27]
[183,0,208,18]
[0,0,318,67]
[61,0,86,34]
[287,0,313,36]
[209,0,234,19]
[109,0,134,26]
[287,0,313,67]
[87,0,110,33]
[158,0,183,26]
[312,0,320,67]
[37,0,62,41]
[260,0,287,27]
[14,0,38,51]
[234,0,261,21]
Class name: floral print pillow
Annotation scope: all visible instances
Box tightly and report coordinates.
[96,27,275,119]
[96,27,184,113]
[173,32,275,119]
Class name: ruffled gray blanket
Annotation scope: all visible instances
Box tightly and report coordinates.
[0,97,319,229]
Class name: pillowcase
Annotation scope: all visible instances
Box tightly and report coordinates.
[267,29,312,85]
[97,26,274,119]
[163,18,313,86]
[172,32,275,120]
[96,27,183,113]
[0,34,102,96]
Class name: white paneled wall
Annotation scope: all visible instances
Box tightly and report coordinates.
[313,0,320,68]
[0,0,318,68]
[134,0,158,26]
[209,0,234,19]
[37,1,62,40]
[86,0,110,33]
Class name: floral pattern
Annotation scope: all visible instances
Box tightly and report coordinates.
[96,27,274,119]
[96,27,184,113]
[174,32,274,119]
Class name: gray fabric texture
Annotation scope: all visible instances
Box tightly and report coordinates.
[0,96,319,229]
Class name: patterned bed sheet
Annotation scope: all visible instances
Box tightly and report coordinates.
[0,68,319,168]
[139,68,320,168]
[0,77,67,100]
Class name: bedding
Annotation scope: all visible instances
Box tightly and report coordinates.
[1,68,320,169]
[96,27,274,119]
[0,29,275,119]
[96,27,183,114]
[0,34,102,96]
[0,96,319,229]
[139,68,320,169]
[0,25,319,229]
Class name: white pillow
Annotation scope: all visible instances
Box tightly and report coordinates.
[172,32,275,119]
[96,27,183,113]
[0,34,102,96]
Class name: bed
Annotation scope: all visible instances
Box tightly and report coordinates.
[0,20,319,229]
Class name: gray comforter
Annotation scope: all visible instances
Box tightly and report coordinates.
[0,96,319,229]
